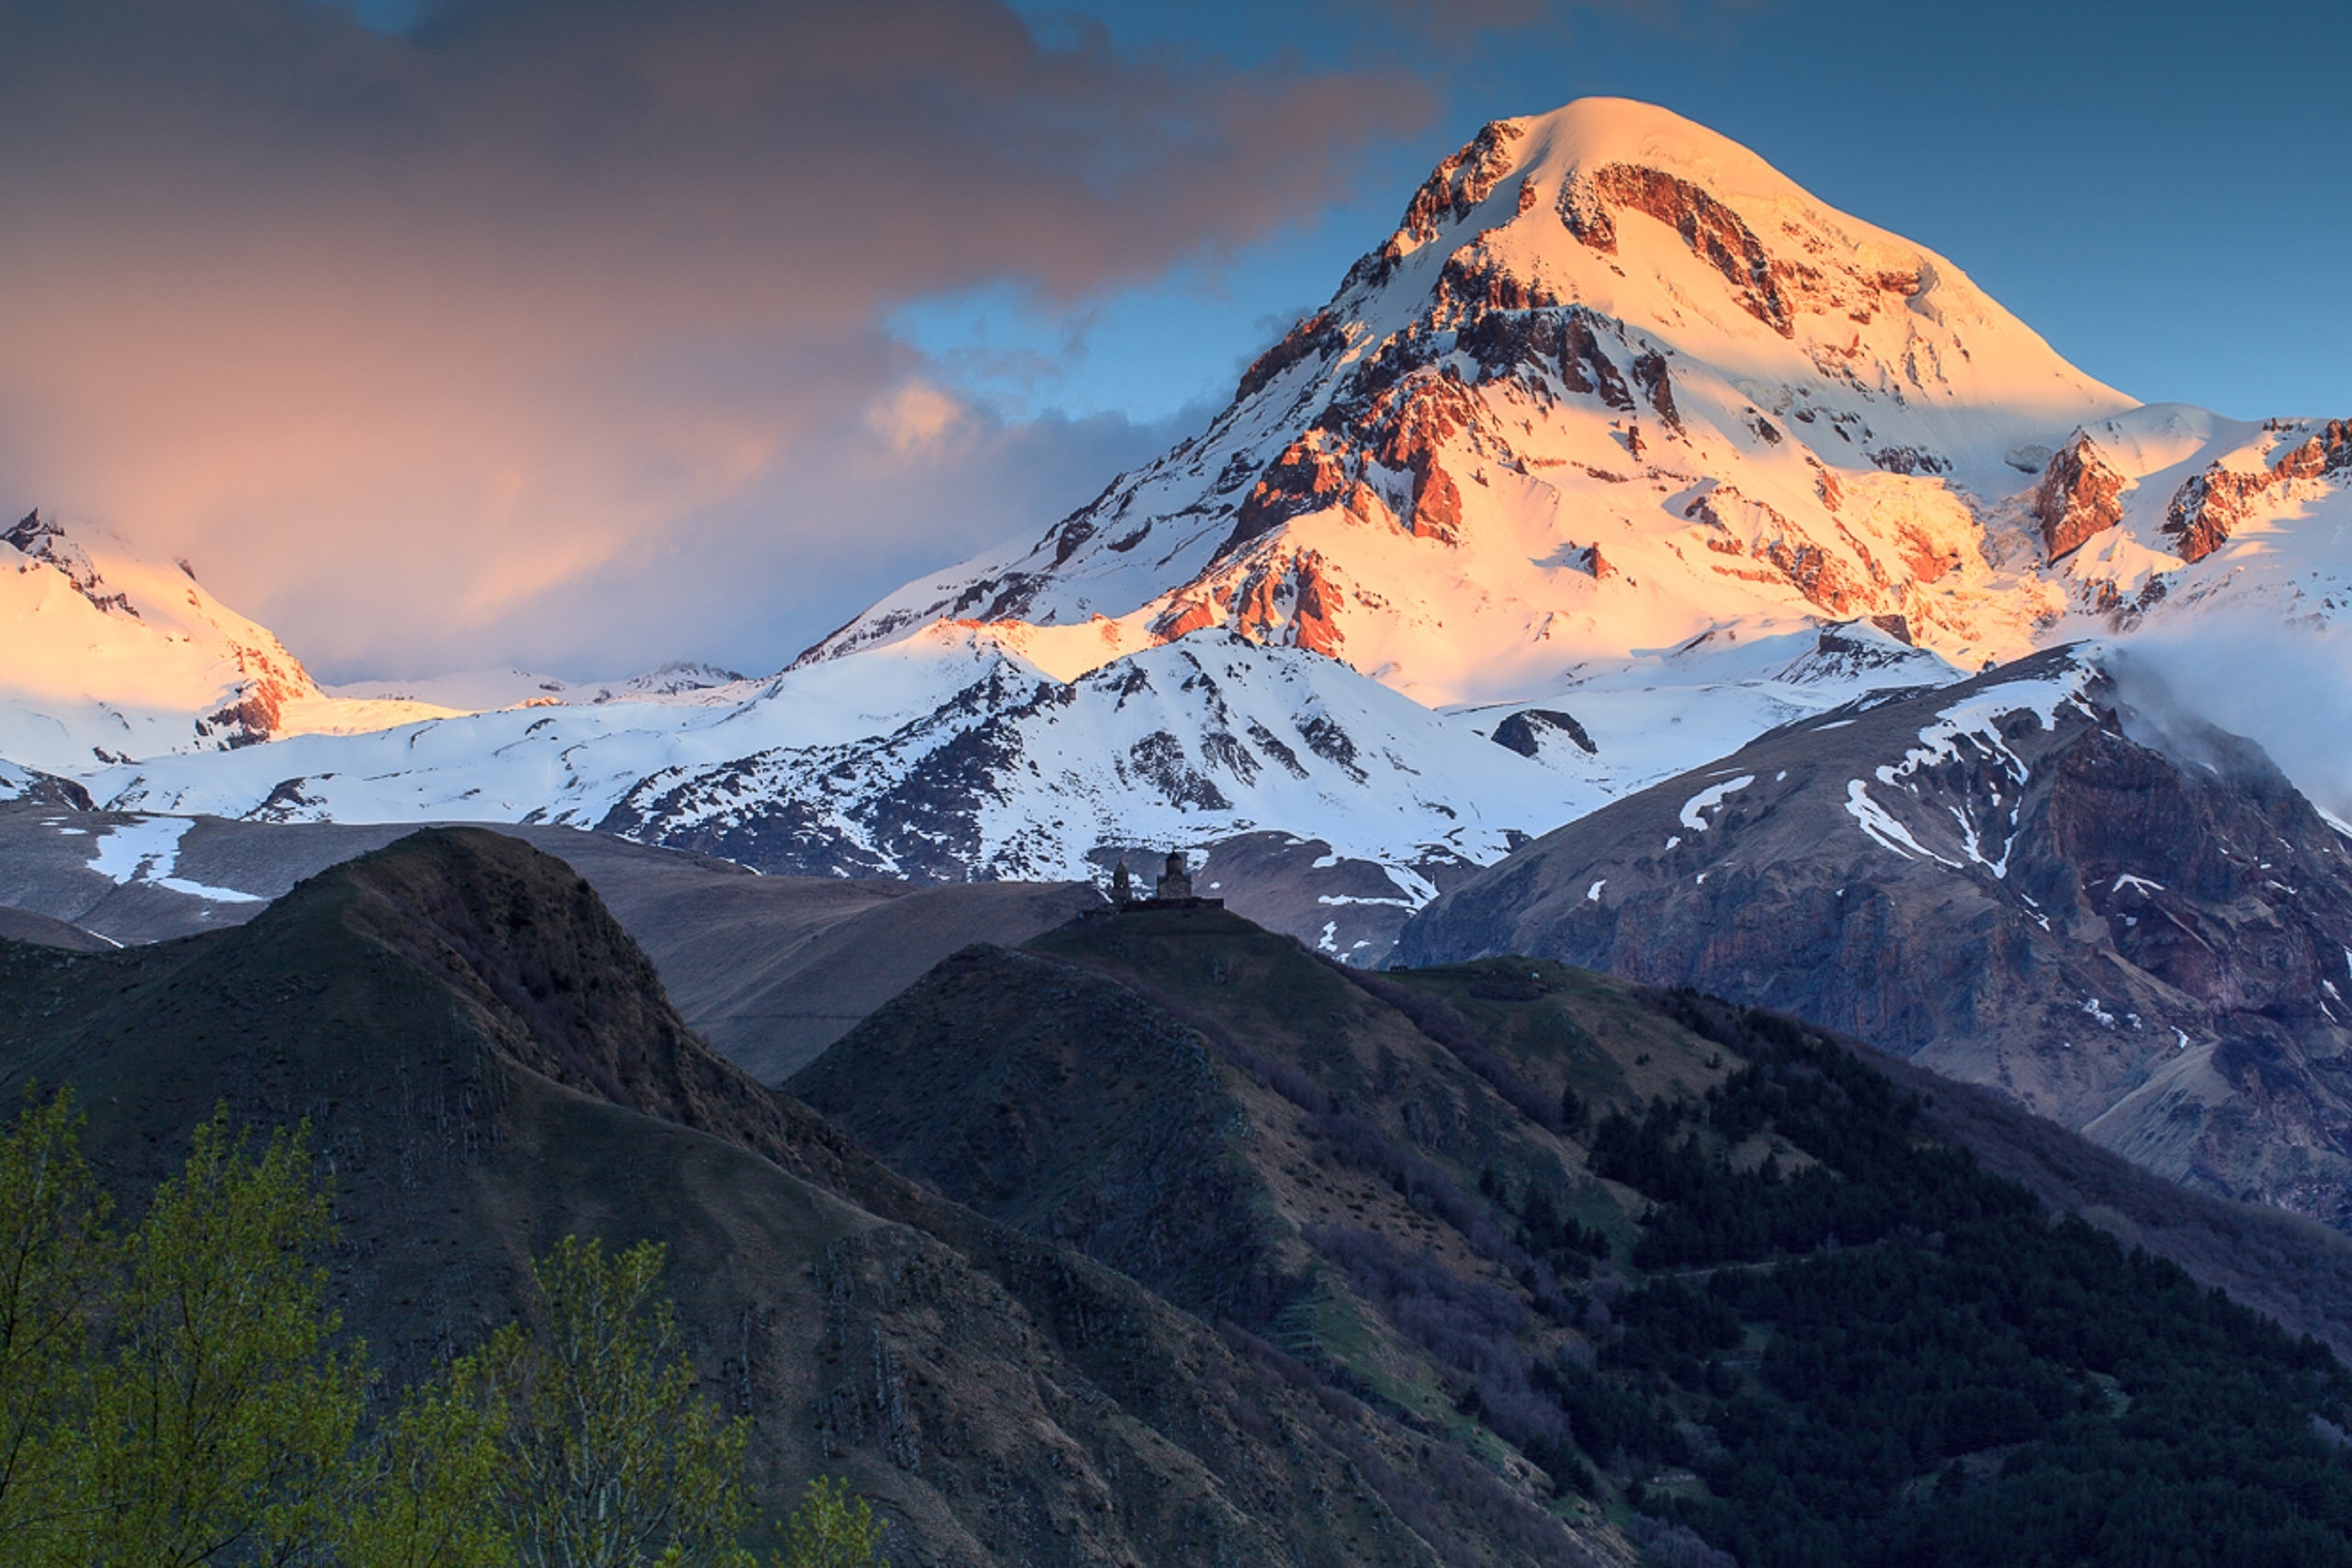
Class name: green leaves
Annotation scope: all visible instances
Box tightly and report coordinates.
[775,1477,888,1568]
[487,1237,752,1568]
[0,1085,113,1559]
[75,1111,368,1567]
[0,1093,888,1568]
[334,1350,510,1568]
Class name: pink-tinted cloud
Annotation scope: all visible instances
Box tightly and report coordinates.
[0,0,1429,678]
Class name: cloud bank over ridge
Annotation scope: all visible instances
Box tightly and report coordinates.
[0,0,1427,679]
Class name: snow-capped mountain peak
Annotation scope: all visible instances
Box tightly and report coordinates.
[796,97,2143,708]
[1361,98,2120,427]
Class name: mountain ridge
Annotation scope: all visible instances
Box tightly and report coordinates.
[1396,645,2352,1228]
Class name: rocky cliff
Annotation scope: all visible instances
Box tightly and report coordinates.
[1398,649,2352,1226]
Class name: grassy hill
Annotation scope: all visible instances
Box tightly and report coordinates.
[11,852,2352,1565]
[798,904,2352,1566]
[0,833,1574,1567]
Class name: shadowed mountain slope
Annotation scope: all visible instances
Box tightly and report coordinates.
[0,905,109,950]
[794,906,2352,1564]
[0,829,1595,1568]
[1398,648,2352,1231]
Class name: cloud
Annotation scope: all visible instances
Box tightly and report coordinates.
[1326,0,1766,55]
[2103,617,2352,826]
[868,382,972,457]
[0,0,1429,679]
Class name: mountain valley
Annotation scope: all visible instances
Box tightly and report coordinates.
[1398,647,2352,1228]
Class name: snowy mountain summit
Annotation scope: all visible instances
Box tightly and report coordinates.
[803,98,2145,705]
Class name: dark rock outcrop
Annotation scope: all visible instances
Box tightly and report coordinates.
[1490,709,1596,758]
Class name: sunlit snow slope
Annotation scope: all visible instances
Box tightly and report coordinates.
[0,511,459,773]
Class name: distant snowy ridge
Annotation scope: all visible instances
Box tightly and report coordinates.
[325,660,760,714]
[0,509,770,776]
[86,622,1941,869]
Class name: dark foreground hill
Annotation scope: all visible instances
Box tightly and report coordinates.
[12,840,2352,1565]
[0,830,1579,1567]
[800,905,2352,1566]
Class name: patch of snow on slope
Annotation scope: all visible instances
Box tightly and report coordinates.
[1876,660,2097,794]
[1845,780,1959,866]
[89,817,191,883]
[88,816,263,904]
[1679,774,1754,830]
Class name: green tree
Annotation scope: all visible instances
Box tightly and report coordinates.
[487,1236,752,1568]
[0,1096,896,1568]
[774,1477,888,1568]
[66,1111,368,1567]
[334,1349,511,1568]
[0,1086,115,1561]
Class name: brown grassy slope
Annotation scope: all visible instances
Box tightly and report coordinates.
[802,908,1770,1562]
[0,905,110,950]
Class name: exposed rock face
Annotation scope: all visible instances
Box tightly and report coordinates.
[197,683,287,748]
[1399,649,2352,1230]
[2163,421,2352,565]
[1359,118,1527,283]
[1683,485,1884,615]
[1223,431,1359,560]
[1564,163,1814,336]
[1221,548,1346,656]
[1235,309,1340,403]
[0,762,96,812]
[2035,434,2127,560]
[6,510,140,616]
[1870,446,1950,476]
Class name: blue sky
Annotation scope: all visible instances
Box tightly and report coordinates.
[901,0,2352,426]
